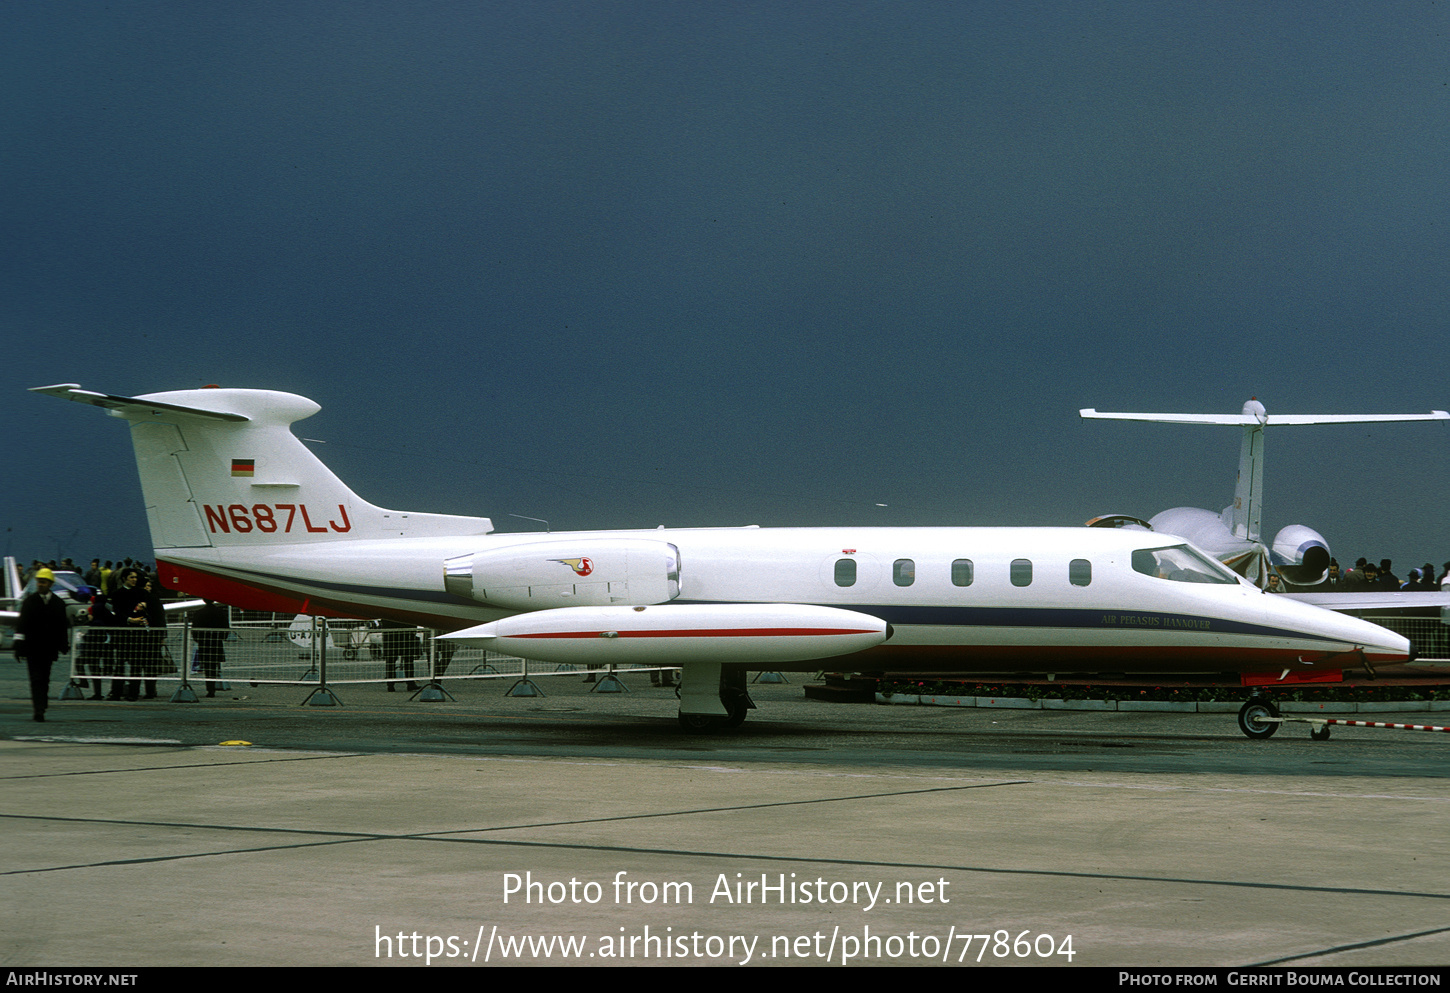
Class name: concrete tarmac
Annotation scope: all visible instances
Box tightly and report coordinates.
[4,666,1450,968]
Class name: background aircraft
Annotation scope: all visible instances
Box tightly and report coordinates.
[1080,400,1449,589]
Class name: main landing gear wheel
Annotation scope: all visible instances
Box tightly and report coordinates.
[676,700,749,732]
[677,712,717,733]
[721,696,748,728]
[1237,698,1280,739]
[1310,725,1331,741]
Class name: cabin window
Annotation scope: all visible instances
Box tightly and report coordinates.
[1010,558,1033,587]
[1070,558,1092,586]
[951,559,974,587]
[835,558,857,587]
[893,558,915,587]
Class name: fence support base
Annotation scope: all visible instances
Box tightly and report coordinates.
[506,678,544,697]
[591,672,629,694]
[301,686,342,706]
[416,681,453,702]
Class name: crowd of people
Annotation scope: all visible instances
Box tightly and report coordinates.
[11,555,224,721]
[17,557,174,597]
[1317,558,1450,592]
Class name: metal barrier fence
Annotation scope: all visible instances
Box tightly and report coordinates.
[1365,616,1450,663]
[66,617,673,700]
[64,614,1447,700]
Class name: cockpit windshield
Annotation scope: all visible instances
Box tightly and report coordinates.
[1132,545,1241,585]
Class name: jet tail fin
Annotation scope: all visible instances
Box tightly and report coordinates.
[32,384,493,552]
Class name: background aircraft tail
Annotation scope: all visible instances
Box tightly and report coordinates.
[2,556,22,600]
[1080,399,1448,586]
[32,385,493,551]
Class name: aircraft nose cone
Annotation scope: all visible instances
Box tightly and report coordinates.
[1359,622,1412,662]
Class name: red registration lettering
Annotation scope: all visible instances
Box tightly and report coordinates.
[203,503,353,536]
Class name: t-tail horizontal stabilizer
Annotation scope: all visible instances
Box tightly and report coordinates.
[1081,399,1449,587]
[32,384,494,552]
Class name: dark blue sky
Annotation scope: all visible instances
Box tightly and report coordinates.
[5,2,1448,574]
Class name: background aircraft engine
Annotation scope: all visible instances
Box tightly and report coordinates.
[1269,525,1330,586]
[444,538,681,610]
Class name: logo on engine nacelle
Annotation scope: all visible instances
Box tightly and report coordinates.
[552,557,594,577]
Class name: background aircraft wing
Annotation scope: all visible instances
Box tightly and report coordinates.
[1262,412,1449,425]
[1080,409,1258,425]
[1081,407,1449,426]
[1281,591,1450,612]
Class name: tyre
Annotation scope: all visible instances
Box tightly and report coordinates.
[677,712,715,732]
[1237,699,1280,739]
[721,697,748,728]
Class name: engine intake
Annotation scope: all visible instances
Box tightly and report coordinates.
[1269,525,1330,586]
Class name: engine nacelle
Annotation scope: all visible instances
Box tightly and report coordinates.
[444,538,681,610]
[1269,525,1330,586]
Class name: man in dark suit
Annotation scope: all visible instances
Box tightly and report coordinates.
[15,568,71,721]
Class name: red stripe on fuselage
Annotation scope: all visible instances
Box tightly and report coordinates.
[513,627,877,639]
[157,559,368,620]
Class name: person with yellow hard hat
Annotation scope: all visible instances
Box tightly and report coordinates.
[15,568,71,721]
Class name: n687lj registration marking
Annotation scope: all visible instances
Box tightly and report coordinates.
[202,503,353,534]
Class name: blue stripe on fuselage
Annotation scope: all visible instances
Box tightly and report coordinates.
[176,564,1300,640]
[678,602,1296,640]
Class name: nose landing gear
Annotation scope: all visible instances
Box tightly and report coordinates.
[1237,697,1281,739]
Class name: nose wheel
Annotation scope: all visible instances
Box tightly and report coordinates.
[1237,698,1281,739]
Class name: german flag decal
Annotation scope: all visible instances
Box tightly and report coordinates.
[231,459,255,477]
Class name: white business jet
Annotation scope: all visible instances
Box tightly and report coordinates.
[33,384,1413,737]
[1080,400,1450,588]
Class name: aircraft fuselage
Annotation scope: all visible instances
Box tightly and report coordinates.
[154,525,1408,676]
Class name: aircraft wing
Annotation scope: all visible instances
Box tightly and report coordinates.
[1263,412,1449,425]
[164,599,207,614]
[1080,409,1261,425]
[1081,408,1449,426]
[1280,591,1450,613]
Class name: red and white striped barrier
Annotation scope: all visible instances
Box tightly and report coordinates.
[1319,718,1450,733]
[1274,715,1450,735]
